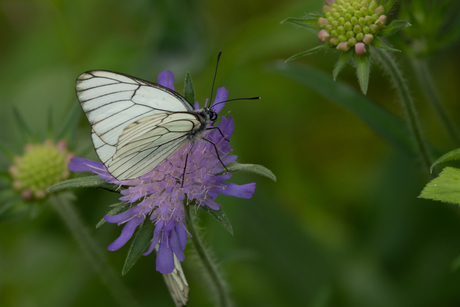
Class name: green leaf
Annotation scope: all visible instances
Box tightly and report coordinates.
[379,20,411,37]
[0,142,16,161]
[352,48,371,94]
[373,36,401,52]
[47,175,118,192]
[333,50,352,81]
[384,0,398,12]
[285,44,331,63]
[269,63,415,155]
[122,218,155,275]
[201,205,233,235]
[281,16,320,32]
[226,162,276,181]
[56,103,82,146]
[96,202,130,228]
[419,167,460,205]
[184,72,196,105]
[13,106,35,142]
[47,107,54,140]
[430,148,460,173]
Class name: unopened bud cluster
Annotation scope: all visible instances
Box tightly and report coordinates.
[318,0,387,55]
[9,140,73,200]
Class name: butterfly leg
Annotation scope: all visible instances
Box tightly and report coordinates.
[201,137,229,173]
[181,143,195,188]
[205,126,229,143]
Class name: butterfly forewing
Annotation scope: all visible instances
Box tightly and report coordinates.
[107,112,204,180]
[76,70,201,180]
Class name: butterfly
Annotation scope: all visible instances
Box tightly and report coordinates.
[75,69,228,184]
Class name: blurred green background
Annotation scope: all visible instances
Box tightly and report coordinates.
[2,0,460,306]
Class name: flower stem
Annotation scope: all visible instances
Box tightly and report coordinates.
[185,205,232,307]
[372,48,433,173]
[410,57,460,145]
[49,193,139,307]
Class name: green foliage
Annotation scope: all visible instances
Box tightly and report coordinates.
[122,219,156,275]
[332,50,352,81]
[201,205,233,235]
[184,72,196,105]
[285,44,332,63]
[226,162,277,181]
[281,15,321,32]
[352,49,371,94]
[47,175,118,192]
[419,167,460,205]
[379,20,412,37]
[430,148,460,173]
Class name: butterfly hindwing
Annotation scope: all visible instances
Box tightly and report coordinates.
[107,112,204,180]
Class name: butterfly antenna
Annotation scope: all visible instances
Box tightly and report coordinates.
[210,96,260,110]
[209,51,222,106]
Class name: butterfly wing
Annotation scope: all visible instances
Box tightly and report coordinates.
[107,112,204,180]
[76,70,194,176]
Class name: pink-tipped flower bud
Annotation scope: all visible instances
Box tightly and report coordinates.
[374,5,385,15]
[57,139,68,153]
[325,0,335,5]
[337,42,350,52]
[375,15,387,28]
[363,34,374,44]
[318,29,331,42]
[318,17,329,28]
[355,42,366,55]
[21,189,33,201]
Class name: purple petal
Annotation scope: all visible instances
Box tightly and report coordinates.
[170,229,185,261]
[221,155,238,165]
[107,216,144,251]
[194,101,200,110]
[143,231,160,256]
[211,87,229,114]
[68,157,104,173]
[202,198,221,210]
[156,236,175,273]
[104,209,135,224]
[217,182,256,199]
[175,223,187,250]
[158,71,175,91]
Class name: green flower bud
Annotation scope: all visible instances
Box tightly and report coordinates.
[9,140,73,201]
[338,34,348,42]
[356,32,364,41]
[344,21,352,31]
[375,5,384,15]
[363,33,373,44]
[329,37,339,45]
[346,30,355,38]
[353,24,362,34]
[354,11,362,18]
[337,41,351,51]
[348,37,357,46]
[351,16,358,25]
[369,24,379,33]
[363,26,370,34]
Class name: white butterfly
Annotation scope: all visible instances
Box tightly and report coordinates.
[75,70,224,183]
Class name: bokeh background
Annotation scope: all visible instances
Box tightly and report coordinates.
[2,0,460,306]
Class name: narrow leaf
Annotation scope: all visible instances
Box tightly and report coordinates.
[56,103,82,145]
[96,202,130,228]
[47,175,117,192]
[122,218,155,275]
[286,44,331,63]
[47,107,54,140]
[281,16,321,32]
[373,36,401,52]
[269,63,415,155]
[226,162,276,182]
[0,142,16,161]
[352,49,371,94]
[201,205,233,235]
[333,50,352,81]
[384,0,398,12]
[13,106,34,142]
[430,148,460,173]
[184,72,196,105]
[419,167,460,205]
[379,20,411,37]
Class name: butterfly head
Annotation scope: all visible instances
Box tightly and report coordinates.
[206,107,218,122]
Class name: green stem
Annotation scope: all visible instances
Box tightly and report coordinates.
[410,57,460,145]
[185,205,232,307]
[49,193,139,307]
[373,48,433,173]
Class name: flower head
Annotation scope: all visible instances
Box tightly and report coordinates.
[9,140,73,201]
[283,0,411,93]
[69,71,256,273]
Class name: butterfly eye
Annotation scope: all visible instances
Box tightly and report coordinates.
[210,111,217,121]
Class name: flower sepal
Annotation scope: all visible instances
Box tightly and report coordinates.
[122,218,156,275]
[202,204,234,235]
[47,175,118,193]
[352,47,371,94]
[285,44,334,63]
[379,20,411,37]
[224,161,277,181]
[281,14,321,32]
[184,71,196,105]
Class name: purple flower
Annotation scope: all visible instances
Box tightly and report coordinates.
[69,71,256,274]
